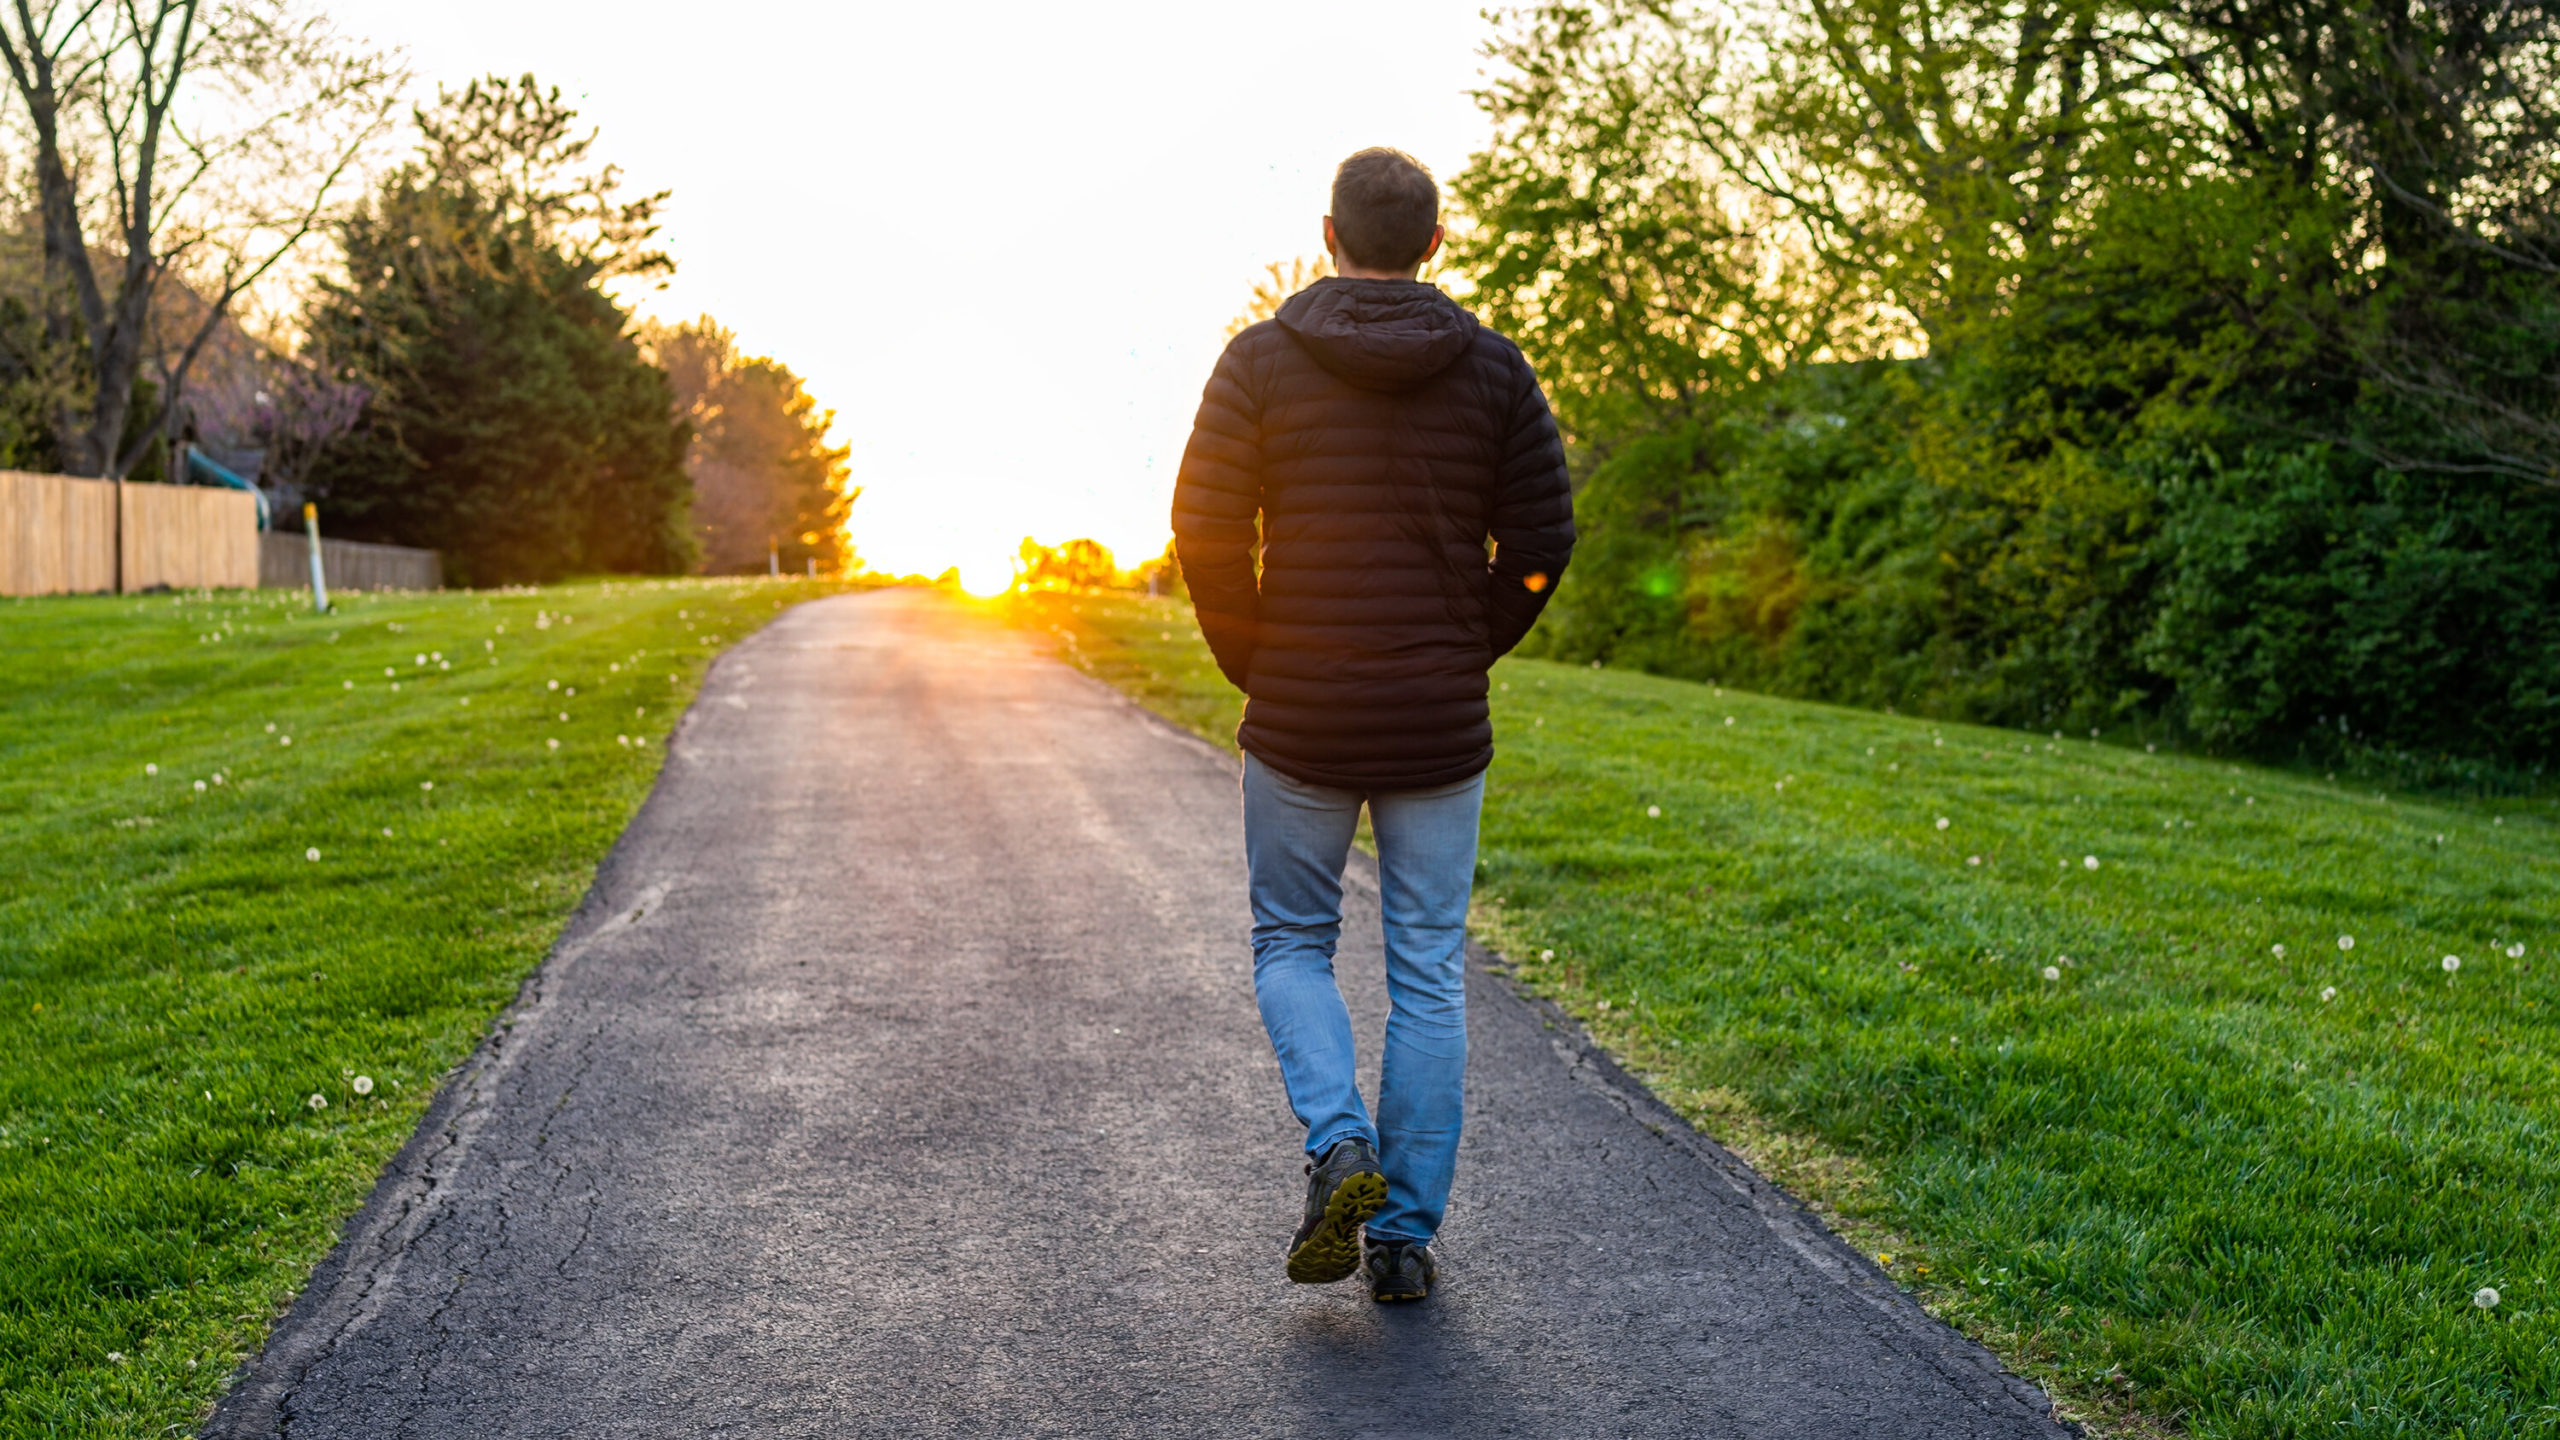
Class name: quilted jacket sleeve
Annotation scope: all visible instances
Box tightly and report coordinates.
[1482,353,1576,659]
[1171,336,1265,692]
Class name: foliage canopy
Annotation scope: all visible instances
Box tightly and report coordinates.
[1451,0,2560,779]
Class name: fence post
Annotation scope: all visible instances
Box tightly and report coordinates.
[302,502,330,612]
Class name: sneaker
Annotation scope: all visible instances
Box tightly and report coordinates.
[1284,1138,1387,1284]
[1364,1236,1437,1303]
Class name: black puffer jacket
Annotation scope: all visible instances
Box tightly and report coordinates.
[1172,278,1575,790]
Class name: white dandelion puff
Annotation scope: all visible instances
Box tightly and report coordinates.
[1936,817,1951,831]
[1968,855,1982,866]
[1540,949,1556,962]
[413,653,425,665]
[1723,716,1735,726]
[1646,805,1661,818]
[2273,943,2288,958]
[305,847,320,861]
[420,781,433,792]
[382,828,393,837]
[279,735,291,746]
[343,680,354,689]
[2474,1287,2500,1309]
[194,780,205,793]
[145,762,158,776]
[2509,943,2527,959]
[2321,986,2337,1002]
[617,735,630,746]
[2339,935,2355,951]
[547,679,559,690]
[352,1076,374,1096]
[2042,965,2061,981]
[2442,954,2461,973]
[2083,855,2100,870]
[546,738,559,751]
[383,667,394,677]
[306,1093,326,1110]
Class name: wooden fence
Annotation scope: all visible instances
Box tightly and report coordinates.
[1,470,440,596]
[0,471,260,596]
[258,533,443,593]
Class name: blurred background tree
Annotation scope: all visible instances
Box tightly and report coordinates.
[642,316,856,576]
[1015,536,1122,590]
[1224,256,1333,339]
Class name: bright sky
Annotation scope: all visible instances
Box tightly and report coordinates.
[323,0,1505,592]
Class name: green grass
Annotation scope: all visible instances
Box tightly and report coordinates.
[0,575,860,1436]
[1008,587,2560,1440]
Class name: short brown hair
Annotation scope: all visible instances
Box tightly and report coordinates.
[1329,148,1439,271]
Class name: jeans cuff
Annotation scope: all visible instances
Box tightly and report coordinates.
[1307,1127,1374,1160]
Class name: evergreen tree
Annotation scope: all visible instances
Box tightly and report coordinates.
[304,77,692,584]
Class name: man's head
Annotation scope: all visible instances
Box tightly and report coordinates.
[1324,148,1444,279]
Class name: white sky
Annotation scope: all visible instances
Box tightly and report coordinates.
[322,0,1506,591]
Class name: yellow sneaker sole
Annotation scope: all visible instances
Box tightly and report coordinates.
[1285,1170,1388,1284]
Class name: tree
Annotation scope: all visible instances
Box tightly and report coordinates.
[641,316,855,576]
[0,0,399,479]
[1449,0,2560,770]
[1015,536,1120,590]
[1224,255,1333,339]
[302,76,693,584]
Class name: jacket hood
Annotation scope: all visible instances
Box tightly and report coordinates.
[1276,278,1478,392]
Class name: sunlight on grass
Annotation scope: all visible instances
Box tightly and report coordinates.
[1013,588,2560,1440]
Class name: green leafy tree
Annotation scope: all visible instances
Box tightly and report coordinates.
[1451,0,2560,772]
[302,76,692,584]
[642,317,856,576]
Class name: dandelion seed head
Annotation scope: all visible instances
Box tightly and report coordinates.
[145,762,157,776]
[1724,716,1734,726]
[352,1075,374,1096]
[305,847,320,861]
[194,779,206,792]
[2083,855,2100,870]
[546,738,559,750]
[2509,943,2527,959]
[1540,949,1556,962]
[306,1093,326,1110]
[547,679,559,691]
[2475,1287,2500,1309]
[2042,965,2061,981]
[2272,943,2287,958]
[1936,817,1950,830]
[1646,805,1661,818]
[2321,986,2337,1002]
[2442,954,2461,973]
[1967,855,1982,866]
[2338,935,2355,951]
[420,781,433,791]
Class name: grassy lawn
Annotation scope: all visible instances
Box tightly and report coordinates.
[0,575,858,1437]
[1004,587,2560,1440]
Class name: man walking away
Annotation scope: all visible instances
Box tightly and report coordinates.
[1171,148,1575,1303]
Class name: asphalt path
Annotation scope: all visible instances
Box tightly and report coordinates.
[208,588,2076,1439]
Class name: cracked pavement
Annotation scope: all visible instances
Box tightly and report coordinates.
[205,587,2076,1439]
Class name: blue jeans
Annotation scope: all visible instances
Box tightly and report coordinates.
[1242,752,1484,1245]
